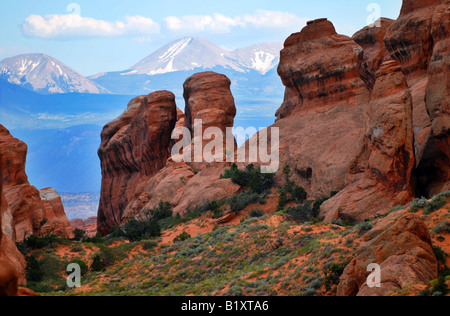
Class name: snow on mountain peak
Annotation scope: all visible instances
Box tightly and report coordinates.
[125,37,281,76]
[0,54,104,94]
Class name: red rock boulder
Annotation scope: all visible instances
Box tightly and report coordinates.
[337,210,438,296]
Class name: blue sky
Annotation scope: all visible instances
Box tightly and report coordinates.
[0,0,402,76]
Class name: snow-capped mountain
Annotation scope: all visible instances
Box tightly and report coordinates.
[0,54,105,94]
[124,37,245,76]
[122,37,282,76]
[231,43,282,75]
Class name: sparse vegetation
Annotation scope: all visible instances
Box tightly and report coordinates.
[222,163,275,194]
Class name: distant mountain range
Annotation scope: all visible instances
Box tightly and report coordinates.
[0,37,283,97]
[0,53,106,94]
[0,37,282,195]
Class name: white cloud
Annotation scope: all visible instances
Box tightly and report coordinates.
[22,14,160,39]
[165,10,308,33]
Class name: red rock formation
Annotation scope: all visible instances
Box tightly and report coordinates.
[265,1,450,222]
[337,210,438,296]
[70,216,97,237]
[267,18,371,198]
[0,125,73,241]
[183,72,237,169]
[98,73,240,234]
[1,154,26,287]
[321,60,415,222]
[39,188,74,238]
[384,0,450,195]
[352,18,395,90]
[97,91,178,235]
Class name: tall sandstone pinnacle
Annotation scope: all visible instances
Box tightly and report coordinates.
[97,72,239,235]
[97,91,178,235]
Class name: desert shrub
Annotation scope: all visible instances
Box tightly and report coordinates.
[150,201,173,221]
[122,217,161,242]
[26,255,44,282]
[357,222,373,236]
[431,277,449,296]
[82,233,105,244]
[228,190,261,213]
[90,254,104,272]
[109,225,126,238]
[310,279,322,290]
[323,261,349,291]
[249,209,264,218]
[174,232,192,243]
[278,192,288,210]
[434,221,450,235]
[292,185,308,203]
[433,245,448,265]
[285,201,317,224]
[18,234,60,250]
[142,240,158,250]
[209,201,224,219]
[424,196,447,214]
[222,163,274,194]
[409,197,429,213]
[72,228,87,241]
[70,246,84,253]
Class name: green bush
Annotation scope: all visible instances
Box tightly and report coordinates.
[285,201,317,224]
[142,240,158,250]
[323,261,349,291]
[174,232,192,243]
[123,217,161,242]
[150,201,173,221]
[357,222,373,236]
[18,234,60,251]
[228,190,261,213]
[249,209,264,218]
[222,163,274,194]
[434,221,450,235]
[25,255,44,282]
[424,196,446,214]
[433,245,448,265]
[72,228,87,241]
[278,192,288,210]
[90,254,104,272]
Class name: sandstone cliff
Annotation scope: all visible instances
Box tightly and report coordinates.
[0,125,73,240]
[258,0,450,223]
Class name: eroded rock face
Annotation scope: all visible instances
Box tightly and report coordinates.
[0,125,73,241]
[269,1,450,222]
[40,188,74,238]
[269,18,372,197]
[97,91,178,235]
[352,18,395,90]
[426,2,450,163]
[337,210,438,296]
[321,60,415,222]
[0,158,26,286]
[384,0,450,195]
